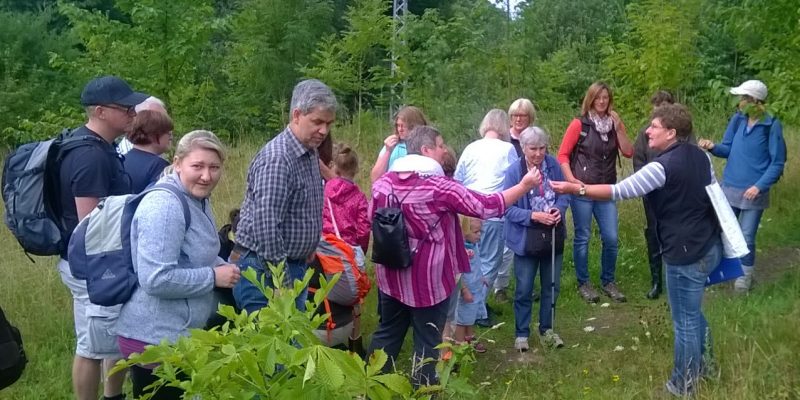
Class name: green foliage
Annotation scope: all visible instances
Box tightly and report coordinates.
[516,0,626,61]
[397,1,511,144]
[730,0,800,123]
[56,0,223,134]
[224,0,336,135]
[0,8,81,145]
[115,263,476,399]
[302,0,393,117]
[601,0,702,124]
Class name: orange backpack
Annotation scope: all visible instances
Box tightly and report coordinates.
[314,233,371,306]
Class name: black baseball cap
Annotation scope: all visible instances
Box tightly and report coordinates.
[80,76,149,107]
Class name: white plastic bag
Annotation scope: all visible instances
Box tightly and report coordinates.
[705,156,749,259]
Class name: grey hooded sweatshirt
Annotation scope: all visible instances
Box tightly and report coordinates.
[115,173,223,344]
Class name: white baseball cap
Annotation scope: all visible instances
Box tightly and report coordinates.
[730,80,767,101]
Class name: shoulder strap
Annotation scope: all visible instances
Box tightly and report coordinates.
[327,198,341,238]
[146,183,192,232]
[56,131,108,161]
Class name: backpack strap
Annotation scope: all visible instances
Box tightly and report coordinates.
[55,130,109,162]
[306,286,336,344]
[146,183,192,232]
[326,198,342,239]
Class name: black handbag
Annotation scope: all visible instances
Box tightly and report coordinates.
[524,221,566,257]
[371,179,441,270]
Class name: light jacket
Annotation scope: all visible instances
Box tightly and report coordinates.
[710,111,786,192]
[115,173,224,345]
[503,154,570,256]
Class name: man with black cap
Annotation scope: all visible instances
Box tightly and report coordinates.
[56,75,147,400]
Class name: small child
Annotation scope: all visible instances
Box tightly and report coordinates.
[456,217,489,353]
[322,143,370,269]
[217,209,240,262]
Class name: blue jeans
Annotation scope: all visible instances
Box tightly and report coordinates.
[571,197,618,286]
[232,251,308,313]
[665,241,722,395]
[478,219,506,288]
[513,253,563,337]
[732,207,764,266]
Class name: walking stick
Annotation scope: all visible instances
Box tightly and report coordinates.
[551,224,556,330]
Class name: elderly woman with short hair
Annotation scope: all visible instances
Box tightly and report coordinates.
[454,109,518,321]
[503,127,569,351]
[508,98,537,157]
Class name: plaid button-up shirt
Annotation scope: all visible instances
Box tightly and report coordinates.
[237,127,324,264]
[371,173,506,307]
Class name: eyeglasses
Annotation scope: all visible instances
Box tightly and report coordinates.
[102,104,136,116]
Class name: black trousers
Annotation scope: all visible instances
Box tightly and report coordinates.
[130,365,185,400]
[367,291,448,387]
[643,198,663,271]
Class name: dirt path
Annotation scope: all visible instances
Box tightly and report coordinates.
[752,246,800,285]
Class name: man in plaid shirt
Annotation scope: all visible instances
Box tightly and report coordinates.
[233,79,337,312]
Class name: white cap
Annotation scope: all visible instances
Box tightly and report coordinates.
[730,80,767,101]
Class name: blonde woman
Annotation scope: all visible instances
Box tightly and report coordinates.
[508,98,537,157]
[115,130,240,399]
[370,106,428,182]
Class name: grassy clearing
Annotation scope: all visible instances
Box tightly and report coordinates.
[0,123,797,399]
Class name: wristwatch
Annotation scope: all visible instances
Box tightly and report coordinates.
[578,184,586,196]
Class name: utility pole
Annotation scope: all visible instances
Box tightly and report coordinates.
[391,0,408,119]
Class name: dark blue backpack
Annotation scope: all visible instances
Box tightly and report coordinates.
[67,183,191,306]
[2,130,105,257]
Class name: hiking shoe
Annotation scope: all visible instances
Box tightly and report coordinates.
[734,266,754,293]
[540,329,564,348]
[514,337,529,352]
[602,282,627,303]
[578,282,600,303]
[494,289,509,304]
[475,317,492,328]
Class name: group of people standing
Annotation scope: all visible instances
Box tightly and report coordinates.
[49,72,785,400]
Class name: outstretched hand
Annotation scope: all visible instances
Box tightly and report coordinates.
[698,139,715,150]
[550,180,576,195]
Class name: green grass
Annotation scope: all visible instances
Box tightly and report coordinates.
[0,124,797,399]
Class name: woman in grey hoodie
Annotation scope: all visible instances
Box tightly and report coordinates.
[115,130,241,399]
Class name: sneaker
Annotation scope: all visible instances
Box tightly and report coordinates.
[472,341,487,353]
[602,282,627,303]
[540,329,564,348]
[514,337,529,352]
[578,282,600,303]
[734,267,753,293]
[475,317,492,328]
[494,289,509,303]
[664,381,683,397]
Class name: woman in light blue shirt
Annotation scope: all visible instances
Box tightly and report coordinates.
[698,80,787,292]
